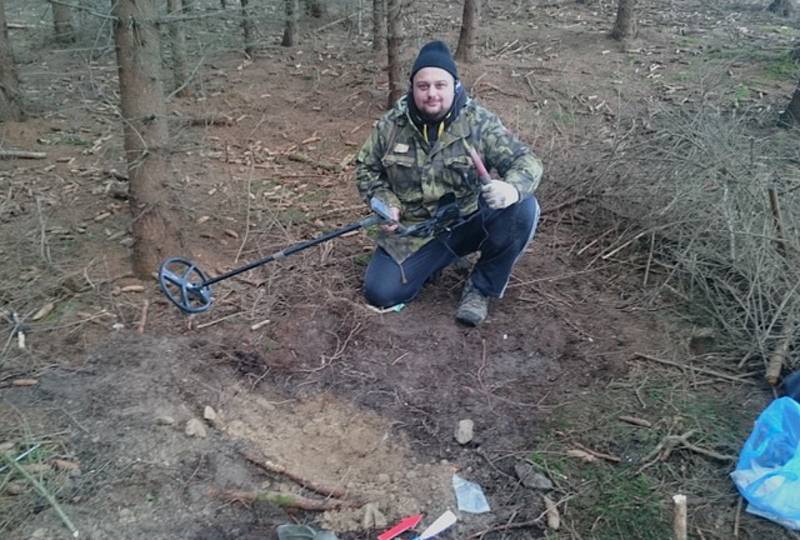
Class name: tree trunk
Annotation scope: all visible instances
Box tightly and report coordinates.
[167,0,190,97]
[240,0,255,56]
[768,0,795,16]
[50,1,75,43]
[0,0,22,121]
[111,0,184,278]
[455,0,479,63]
[281,0,298,47]
[610,0,637,41]
[779,79,800,127]
[372,0,385,51]
[386,0,403,108]
[305,0,324,17]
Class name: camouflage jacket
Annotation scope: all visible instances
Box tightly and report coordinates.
[355,95,543,263]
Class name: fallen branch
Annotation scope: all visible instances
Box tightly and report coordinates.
[618,415,652,428]
[0,150,47,160]
[573,442,621,463]
[209,487,356,511]
[241,449,349,499]
[1,452,79,538]
[137,299,149,335]
[285,152,341,173]
[187,114,234,126]
[766,318,794,386]
[637,429,735,474]
[634,352,758,385]
[542,196,586,215]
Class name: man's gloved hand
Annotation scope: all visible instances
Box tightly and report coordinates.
[481,180,520,209]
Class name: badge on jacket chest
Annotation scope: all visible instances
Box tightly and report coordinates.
[393,143,410,153]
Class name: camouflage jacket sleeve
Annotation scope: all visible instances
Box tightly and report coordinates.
[473,104,543,197]
[355,115,403,211]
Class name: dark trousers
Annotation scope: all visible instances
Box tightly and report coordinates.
[363,196,540,308]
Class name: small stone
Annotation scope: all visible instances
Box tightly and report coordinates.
[156,415,176,426]
[362,502,387,529]
[514,463,553,490]
[185,418,207,438]
[203,406,218,421]
[455,419,474,445]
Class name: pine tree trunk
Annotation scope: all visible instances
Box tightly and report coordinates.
[455,0,479,64]
[372,0,385,52]
[779,79,800,126]
[386,0,403,108]
[167,0,190,97]
[281,0,298,47]
[240,0,255,56]
[50,1,75,43]
[111,0,184,278]
[768,0,795,17]
[0,0,22,121]
[610,0,637,41]
[305,0,324,17]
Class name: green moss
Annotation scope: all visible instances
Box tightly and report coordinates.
[762,51,799,81]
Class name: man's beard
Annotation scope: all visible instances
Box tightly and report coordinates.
[420,107,447,122]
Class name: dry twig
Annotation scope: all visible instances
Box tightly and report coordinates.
[209,487,356,511]
[241,449,349,499]
[634,352,758,385]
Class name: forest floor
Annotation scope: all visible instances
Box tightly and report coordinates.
[1,0,799,539]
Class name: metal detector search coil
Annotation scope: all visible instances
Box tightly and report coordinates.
[159,257,213,314]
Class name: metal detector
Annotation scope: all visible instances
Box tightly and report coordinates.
[158,195,461,314]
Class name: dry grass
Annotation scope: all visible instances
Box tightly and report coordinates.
[573,100,800,370]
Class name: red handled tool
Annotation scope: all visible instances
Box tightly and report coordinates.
[465,143,492,185]
[377,514,423,540]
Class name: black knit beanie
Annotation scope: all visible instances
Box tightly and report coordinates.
[410,40,458,81]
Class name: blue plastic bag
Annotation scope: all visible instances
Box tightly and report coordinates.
[731,397,800,529]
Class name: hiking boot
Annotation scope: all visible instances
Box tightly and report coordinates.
[455,280,490,326]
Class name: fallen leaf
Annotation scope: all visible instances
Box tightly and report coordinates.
[31,303,55,321]
[543,495,560,530]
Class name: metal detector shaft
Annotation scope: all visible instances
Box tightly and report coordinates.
[159,214,383,314]
[202,215,381,287]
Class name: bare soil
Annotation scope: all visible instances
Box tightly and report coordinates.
[1,1,799,539]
